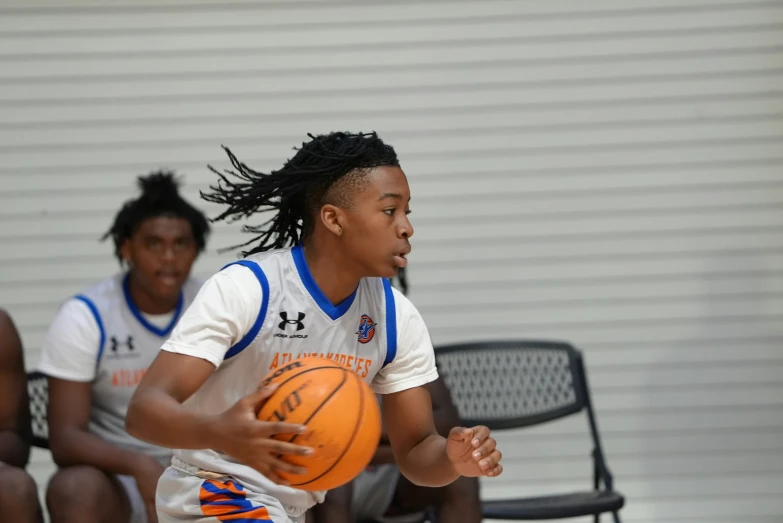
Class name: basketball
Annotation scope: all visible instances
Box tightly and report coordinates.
[256,356,382,491]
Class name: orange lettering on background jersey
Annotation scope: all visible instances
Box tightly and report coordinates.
[111,368,147,387]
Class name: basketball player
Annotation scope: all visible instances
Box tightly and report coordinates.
[0,308,43,523]
[37,172,210,523]
[309,377,482,523]
[125,131,503,523]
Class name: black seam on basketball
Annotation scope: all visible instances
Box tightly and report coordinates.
[287,370,366,488]
[272,367,348,459]
[265,363,346,391]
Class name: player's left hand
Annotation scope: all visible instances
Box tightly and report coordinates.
[446,425,503,478]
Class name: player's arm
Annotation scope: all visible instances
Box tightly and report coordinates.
[370,377,458,466]
[377,290,502,487]
[38,301,162,478]
[126,268,313,483]
[0,309,31,468]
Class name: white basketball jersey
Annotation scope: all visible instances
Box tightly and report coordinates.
[163,245,438,516]
[75,274,203,464]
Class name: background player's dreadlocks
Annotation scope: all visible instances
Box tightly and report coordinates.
[102,170,211,264]
[201,131,399,257]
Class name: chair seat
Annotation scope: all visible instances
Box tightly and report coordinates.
[482,490,625,520]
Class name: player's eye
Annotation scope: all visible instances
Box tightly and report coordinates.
[383,208,395,216]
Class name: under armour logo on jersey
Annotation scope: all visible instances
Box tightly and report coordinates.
[278,312,306,331]
[109,335,134,352]
[356,314,377,344]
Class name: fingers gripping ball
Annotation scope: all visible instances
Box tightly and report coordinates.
[257,356,382,491]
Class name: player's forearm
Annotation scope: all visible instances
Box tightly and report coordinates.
[49,427,151,476]
[397,433,460,487]
[126,388,219,451]
[0,430,30,468]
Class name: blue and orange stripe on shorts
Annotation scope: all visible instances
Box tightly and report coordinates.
[199,478,273,522]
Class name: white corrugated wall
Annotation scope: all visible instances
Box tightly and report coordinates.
[1,1,782,521]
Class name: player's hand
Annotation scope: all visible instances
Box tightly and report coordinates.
[208,384,314,485]
[445,425,503,478]
[131,455,165,523]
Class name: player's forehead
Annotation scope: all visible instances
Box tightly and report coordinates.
[358,166,410,203]
[134,215,193,240]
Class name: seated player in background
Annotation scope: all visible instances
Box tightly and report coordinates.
[125,131,503,523]
[0,308,43,523]
[37,172,210,523]
[308,382,482,523]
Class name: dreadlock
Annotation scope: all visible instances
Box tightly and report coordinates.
[102,170,211,263]
[201,131,400,257]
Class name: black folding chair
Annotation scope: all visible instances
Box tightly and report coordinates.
[27,370,50,449]
[434,340,624,522]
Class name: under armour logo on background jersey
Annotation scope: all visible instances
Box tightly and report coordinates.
[278,311,306,331]
[110,335,135,352]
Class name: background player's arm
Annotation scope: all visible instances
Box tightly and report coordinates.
[0,309,31,468]
[47,377,163,479]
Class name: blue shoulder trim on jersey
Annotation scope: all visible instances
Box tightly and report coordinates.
[382,279,397,368]
[122,273,184,337]
[292,244,357,320]
[74,295,106,369]
[222,260,270,360]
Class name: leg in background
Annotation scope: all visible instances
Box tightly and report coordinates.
[46,465,132,523]
[0,464,43,523]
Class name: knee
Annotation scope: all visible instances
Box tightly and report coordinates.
[46,466,112,514]
[0,466,40,506]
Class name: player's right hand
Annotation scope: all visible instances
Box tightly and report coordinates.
[208,384,314,485]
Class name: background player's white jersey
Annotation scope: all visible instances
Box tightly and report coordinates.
[161,245,438,516]
[38,273,204,465]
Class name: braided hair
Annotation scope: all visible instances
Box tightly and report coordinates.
[201,131,399,257]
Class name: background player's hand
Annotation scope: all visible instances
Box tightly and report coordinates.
[209,384,314,484]
[131,455,165,523]
[446,425,503,478]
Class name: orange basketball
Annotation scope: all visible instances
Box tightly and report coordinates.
[256,356,382,491]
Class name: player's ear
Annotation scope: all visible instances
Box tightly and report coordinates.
[320,204,344,236]
[119,239,133,265]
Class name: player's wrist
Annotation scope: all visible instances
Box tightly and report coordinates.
[199,414,227,453]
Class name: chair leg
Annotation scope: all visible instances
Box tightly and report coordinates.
[594,513,600,523]
[613,511,620,523]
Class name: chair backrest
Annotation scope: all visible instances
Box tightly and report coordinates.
[434,340,589,430]
[26,370,50,449]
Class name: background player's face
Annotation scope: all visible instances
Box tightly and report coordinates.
[120,215,198,303]
[340,166,414,278]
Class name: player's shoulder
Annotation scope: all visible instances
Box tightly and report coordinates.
[65,273,124,312]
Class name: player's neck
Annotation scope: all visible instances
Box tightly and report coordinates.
[300,243,361,306]
[126,275,179,315]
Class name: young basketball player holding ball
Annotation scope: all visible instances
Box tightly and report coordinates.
[126,132,503,523]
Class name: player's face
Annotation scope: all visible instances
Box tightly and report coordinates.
[342,166,414,278]
[121,216,198,303]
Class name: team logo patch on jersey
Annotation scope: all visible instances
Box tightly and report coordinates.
[356,314,377,344]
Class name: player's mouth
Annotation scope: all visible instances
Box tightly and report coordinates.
[392,248,410,268]
[156,268,181,287]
